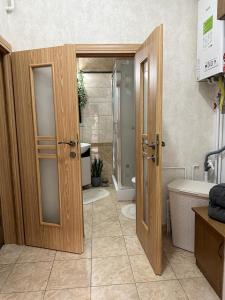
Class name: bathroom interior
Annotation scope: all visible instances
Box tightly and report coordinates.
[78,57,137,219]
[2,0,225,299]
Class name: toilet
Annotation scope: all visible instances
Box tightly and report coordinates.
[121,177,136,220]
[168,179,216,252]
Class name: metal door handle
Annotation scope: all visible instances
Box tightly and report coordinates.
[58,140,76,147]
[143,152,156,161]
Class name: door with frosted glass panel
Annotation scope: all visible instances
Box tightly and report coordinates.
[11,46,84,252]
[135,25,163,274]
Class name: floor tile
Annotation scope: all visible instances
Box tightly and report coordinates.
[136,280,187,300]
[124,236,144,255]
[55,239,91,260]
[92,210,118,225]
[180,277,219,300]
[17,246,55,263]
[92,256,134,286]
[92,220,122,238]
[91,284,139,300]
[170,260,203,279]
[44,287,90,299]
[92,236,127,258]
[47,259,91,290]
[129,255,176,282]
[119,216,136,236]
[2,262,52,293]
[165,247,195,265]
[0,245,24,264]
[0,265,14,290]
[84,222,92,239]
[0,292,44,300]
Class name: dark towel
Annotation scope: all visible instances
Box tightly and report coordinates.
[209,184,225,209]
[208,205,225,223]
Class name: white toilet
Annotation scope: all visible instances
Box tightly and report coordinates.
[121,177,136,220]
[168,179,216,252]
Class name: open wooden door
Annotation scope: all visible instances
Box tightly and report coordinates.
[135,25,163,274]
[11,46,84,253]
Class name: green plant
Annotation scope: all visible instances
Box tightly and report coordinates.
[91,158,103,178]
[77,71,88,108]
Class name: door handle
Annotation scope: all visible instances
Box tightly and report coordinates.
[58,140,76,147]
[143,152,156,162]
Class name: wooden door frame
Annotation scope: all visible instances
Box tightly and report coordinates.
[0,35,24,244]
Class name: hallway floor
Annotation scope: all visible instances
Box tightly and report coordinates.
[0,187,219,299]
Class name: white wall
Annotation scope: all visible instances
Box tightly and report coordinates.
[1,0,217,221]
[0,1,9,39]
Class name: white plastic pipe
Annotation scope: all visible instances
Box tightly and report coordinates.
[5,0,14,12]
[204,171,208,182]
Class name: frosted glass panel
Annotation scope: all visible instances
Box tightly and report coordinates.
[39,159,60,224]
[142,60,149,226]
[33,66,56,136]
[112,59,135,187]
[143,60,148,133]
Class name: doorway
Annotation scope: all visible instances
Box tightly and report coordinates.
[76,56,136,251]
[4,25,163,275]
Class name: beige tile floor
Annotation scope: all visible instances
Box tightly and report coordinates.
[0,187,220,299]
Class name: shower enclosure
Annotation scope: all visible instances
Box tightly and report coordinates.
[112,59,136,200]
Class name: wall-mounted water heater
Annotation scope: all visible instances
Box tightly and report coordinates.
[197,0,225,81]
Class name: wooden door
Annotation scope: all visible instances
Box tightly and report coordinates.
[11,46,84,253]
[135,25,163,274]
[218,0,225,20]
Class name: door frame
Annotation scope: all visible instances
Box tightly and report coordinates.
[2,42,140,246]
[0,35,24,244]
[3,42,163,252]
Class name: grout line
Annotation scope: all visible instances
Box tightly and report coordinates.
[177,279,190,300]
[43,250,56,295]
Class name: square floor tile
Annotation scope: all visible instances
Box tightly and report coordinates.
[0,265,14,290]
[17,246,55,263]
[124,236,144,255]
[170,260,202,279]
[136,280,187,300]
[47,259,91,290]
[0,292,44,300]
[129,255,175,283]
[92,237,127,258]
[0,245,24,264]
[180,277,219,300]
[165,247,195,265]
[92,256,134,286]
[92,220,122,238]
[55,239,91,260]
[44,287,90,299]
[91,284,139,300]
[119,217,136,236]
[2,262,52,293]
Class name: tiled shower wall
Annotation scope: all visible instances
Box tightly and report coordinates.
[80,73,113,183]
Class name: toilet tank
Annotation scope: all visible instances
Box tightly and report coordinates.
[168,179,216,252]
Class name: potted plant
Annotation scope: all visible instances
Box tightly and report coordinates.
[77,71,88,123]
[91,158,103,187]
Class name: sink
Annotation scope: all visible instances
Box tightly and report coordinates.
[80,142,91,154]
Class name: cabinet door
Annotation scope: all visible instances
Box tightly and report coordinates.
[195,215,223,297]
[218,0,225,20]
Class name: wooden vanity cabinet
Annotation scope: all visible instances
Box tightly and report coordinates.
[218,0,225,20]
[193,207,225,299]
